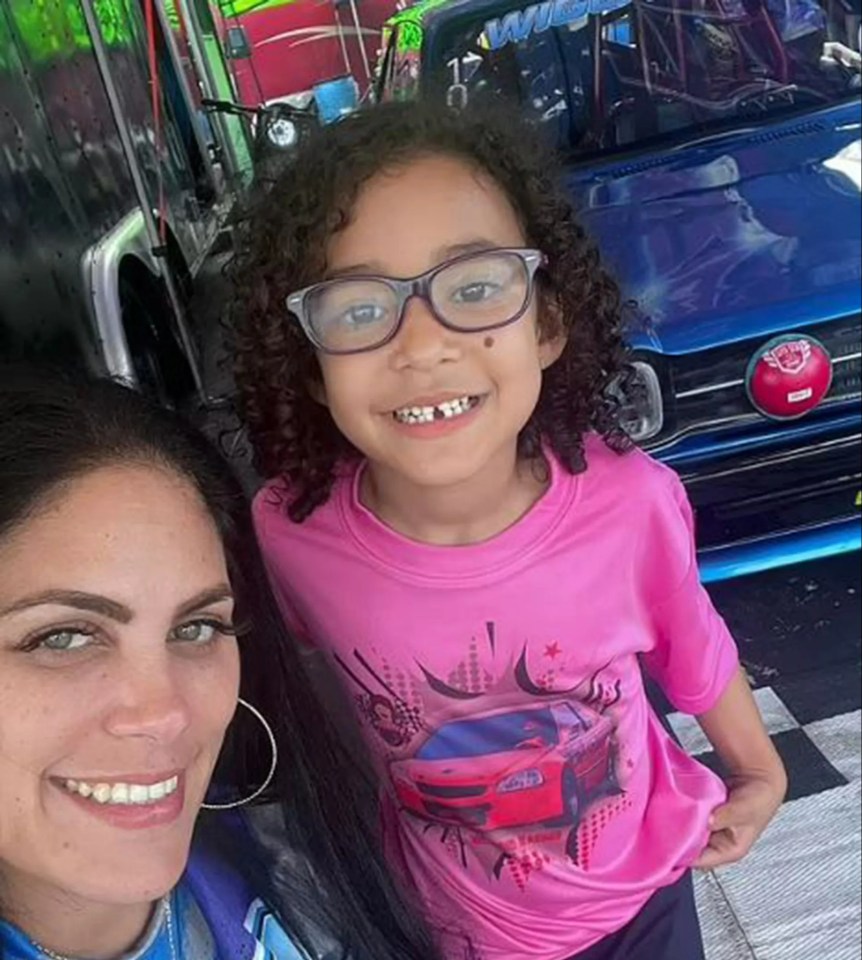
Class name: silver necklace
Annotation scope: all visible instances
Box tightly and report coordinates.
[32,895,178,960]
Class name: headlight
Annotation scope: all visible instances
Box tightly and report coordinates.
[497,769,545,793]
[612,360,664,443]
[266,117,298,150]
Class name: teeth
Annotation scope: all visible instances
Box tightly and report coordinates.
[63,775,179,806]
[111,783,130,805]
[394,395,478,425]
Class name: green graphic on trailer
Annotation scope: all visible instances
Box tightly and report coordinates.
[0,0,133,69]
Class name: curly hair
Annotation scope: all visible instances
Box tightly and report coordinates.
[230,99,634,522]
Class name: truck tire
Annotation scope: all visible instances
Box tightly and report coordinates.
[119,272,193,407]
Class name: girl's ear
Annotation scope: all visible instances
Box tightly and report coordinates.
[539,332,567,370]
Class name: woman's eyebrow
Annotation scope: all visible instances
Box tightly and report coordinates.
[0,590,133,622]
[0,585,233,622]
[174,586,234,619]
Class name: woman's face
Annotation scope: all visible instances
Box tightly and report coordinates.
[0,465,240,910]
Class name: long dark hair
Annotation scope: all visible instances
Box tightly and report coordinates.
[0,364,444,960]
[230,99,633,521]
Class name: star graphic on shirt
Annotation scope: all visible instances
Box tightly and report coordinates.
[544,642,562,660]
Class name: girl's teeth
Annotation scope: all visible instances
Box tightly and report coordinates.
[394,396,478,424]
[63,776,179,806]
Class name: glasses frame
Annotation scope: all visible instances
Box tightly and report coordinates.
[285,247,547,355]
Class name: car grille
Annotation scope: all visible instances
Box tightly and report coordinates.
[646,314,862,448]
[422,801,491,825]
[680,431,862,549]
[417,782,488,799]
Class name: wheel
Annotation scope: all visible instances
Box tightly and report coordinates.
[120,274,193,407]
[604,745,622,797]
[562,769,583,826]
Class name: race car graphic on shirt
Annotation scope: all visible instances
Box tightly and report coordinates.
[334,621,633,887]
[390,700,618,832]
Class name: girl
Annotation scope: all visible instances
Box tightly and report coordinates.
[0,366,440,960]
[231,102,788,960]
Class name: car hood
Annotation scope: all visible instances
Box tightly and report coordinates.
[393,749,546,783]
[566,102,862,355]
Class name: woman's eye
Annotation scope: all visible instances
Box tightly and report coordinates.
[451,281,500,304]
[171,620,233,645]
[35,630,94,653]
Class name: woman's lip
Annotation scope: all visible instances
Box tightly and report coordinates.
[54,773,187,831]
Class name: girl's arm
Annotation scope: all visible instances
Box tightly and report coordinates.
[694,667,788,869]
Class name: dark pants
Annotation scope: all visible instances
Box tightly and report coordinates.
[567,873,706,960]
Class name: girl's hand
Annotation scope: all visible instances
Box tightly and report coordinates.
[695,773,785,869]
[693,668,788,869]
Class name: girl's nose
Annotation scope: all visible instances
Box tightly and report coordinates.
[390,295,461,371]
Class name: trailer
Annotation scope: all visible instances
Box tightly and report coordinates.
[214,0,399,106]
[0,0,251,402]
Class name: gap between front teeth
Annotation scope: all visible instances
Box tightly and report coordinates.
[63,776,179,806]
[394,396,478,425]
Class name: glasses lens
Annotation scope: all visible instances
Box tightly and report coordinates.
[306,279,399,352]
[430,252,530,330]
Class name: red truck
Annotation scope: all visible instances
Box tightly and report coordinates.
[215,0,401,105]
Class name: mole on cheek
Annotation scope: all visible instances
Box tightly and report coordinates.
[484,336,495,349]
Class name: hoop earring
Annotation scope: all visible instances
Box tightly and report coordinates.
[201,698,278,811]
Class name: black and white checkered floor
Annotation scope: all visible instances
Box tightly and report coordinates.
[667,554,861,960]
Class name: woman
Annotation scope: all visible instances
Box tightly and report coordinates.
[0,364,442,960]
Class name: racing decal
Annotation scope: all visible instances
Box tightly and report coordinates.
[762,338,813,374]
[335,623,633,890]
[244,899,306,960]
[484,0,629,51]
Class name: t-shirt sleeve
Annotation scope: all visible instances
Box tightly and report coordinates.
[640,470,740,715]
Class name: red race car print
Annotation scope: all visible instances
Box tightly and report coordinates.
[390,700,618,831]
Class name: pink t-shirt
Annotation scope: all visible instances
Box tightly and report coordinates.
[253,438,739,960]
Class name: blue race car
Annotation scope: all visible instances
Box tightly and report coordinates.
[374,0,862,582]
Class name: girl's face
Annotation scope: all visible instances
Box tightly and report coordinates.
[0,465,240,911]
[315,153,563,490]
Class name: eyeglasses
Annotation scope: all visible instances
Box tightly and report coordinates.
[286,247,546,355]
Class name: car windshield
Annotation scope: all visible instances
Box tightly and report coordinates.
[416,707,559,760]
[431,0,862,158]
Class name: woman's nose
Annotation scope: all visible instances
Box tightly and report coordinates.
[104,658,192,743]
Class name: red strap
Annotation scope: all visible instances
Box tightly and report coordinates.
[144,0,168,246]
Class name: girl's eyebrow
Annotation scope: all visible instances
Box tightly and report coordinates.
[0,586,233,623]
[326,239,503,280]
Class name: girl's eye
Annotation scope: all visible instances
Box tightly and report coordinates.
[171,620,234,645]
[451,281,501,304]
[339,303,387,326]
[34,630,95,653]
